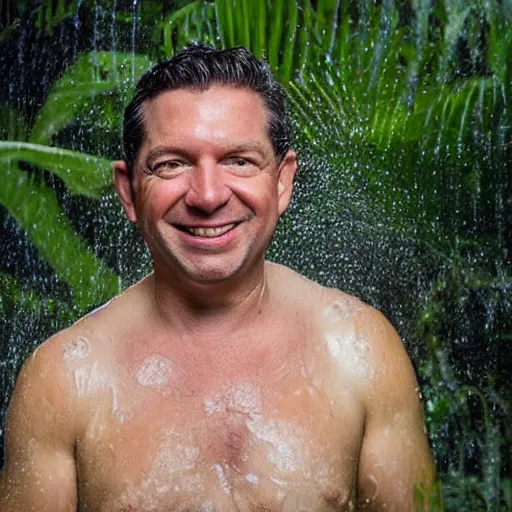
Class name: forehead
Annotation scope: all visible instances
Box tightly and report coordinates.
[140,85,272,151]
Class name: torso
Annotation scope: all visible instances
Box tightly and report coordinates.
[59,264,368,511]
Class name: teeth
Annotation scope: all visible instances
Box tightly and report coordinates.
[187,224,235,238]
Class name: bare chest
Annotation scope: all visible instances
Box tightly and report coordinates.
[76,370,363,512]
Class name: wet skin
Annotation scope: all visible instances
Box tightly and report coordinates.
[0,86,433,511]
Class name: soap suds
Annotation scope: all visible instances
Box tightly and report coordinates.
[324,329,371,379]
[203,382,262,417]
[211,463,231,494]
[63,336,90,361]
[245,473,259,485]
[226,382,262,416]
[73,362,106,396]
[121,429,202,507]
[136,355,172,388]
[247,416,304,474]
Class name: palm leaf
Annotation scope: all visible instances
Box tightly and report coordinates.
[0,142,112,197]
[0,161,120,309]
[154,1,217,57]
[30,52,152,145]
[169,0,337,83]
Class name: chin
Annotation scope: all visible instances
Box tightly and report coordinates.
[186,265,243,285]
[179,255,257,287]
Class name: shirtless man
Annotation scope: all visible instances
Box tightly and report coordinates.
[0,45,433,511]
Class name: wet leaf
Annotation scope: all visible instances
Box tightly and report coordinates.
[0,161,120,309]
[0,141,112,197]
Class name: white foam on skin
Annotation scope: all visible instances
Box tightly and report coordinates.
[246,416,305,474]
[203,382,262,417]
[121,429,202,506]
[245,473,259,485]
[73,361,107,396]
[63,336,90,361]
[211,463,231,495]
[324,331,371,379]
[323,299,372,380]
[203,393,225,416]
[136,355,173,388]
[71,356,130,424]
[226,382,262,415]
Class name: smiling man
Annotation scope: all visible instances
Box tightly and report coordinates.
[0,45,433,511]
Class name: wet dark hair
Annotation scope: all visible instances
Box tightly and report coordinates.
[123,43,291,178]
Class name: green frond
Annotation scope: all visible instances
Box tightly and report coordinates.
[30,52,152,146]
[0,161,120,310]
[0,142,112,197]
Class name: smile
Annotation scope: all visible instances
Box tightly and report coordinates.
[181,223,236,238]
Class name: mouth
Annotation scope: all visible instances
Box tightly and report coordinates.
[176,223,237,238]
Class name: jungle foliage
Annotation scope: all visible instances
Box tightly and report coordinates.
[0,0,511,509]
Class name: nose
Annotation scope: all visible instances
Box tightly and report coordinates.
[184,161,230,214]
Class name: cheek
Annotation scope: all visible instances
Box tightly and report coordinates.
[231,177,279,212]
[136,179,183,216]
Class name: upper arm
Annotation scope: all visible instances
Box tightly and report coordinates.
[0,342,79,512]
[356,307,434,510]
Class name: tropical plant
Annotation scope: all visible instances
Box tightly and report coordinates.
[0,51,153,309]
[0,0,510,509]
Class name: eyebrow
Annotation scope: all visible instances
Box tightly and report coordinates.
[226,142,269,156]
[145,146,186,166]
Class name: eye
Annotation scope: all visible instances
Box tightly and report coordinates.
[151,160,187,177]
[225,157,250,167]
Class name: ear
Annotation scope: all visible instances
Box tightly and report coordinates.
[277,150,298,216]
[113,160,137,223]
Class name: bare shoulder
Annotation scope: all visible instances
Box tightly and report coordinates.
[9,321,97,442]
[6,279,141,438]
[265,261,326,303]
[0,310,107,508]
[310,284,419,401]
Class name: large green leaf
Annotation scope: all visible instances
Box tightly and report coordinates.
[30,51,152,145]
[0,160,120,310]
[164,0,342,83]
[214,0,313,83]
[154,1,217,56]
[0,271,76,326]
[0,141,112,197]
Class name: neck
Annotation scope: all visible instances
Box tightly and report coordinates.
[147,261,269,337]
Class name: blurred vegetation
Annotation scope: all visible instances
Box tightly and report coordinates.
[0,0,511,509]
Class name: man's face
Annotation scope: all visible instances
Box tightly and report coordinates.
[115,85,297,285]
